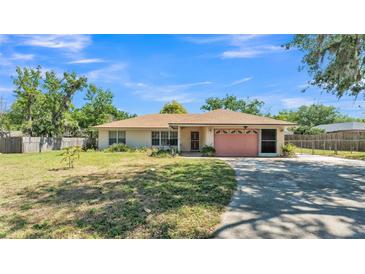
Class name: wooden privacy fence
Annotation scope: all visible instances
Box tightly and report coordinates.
[0,137,89,154]
[285,131,365,152]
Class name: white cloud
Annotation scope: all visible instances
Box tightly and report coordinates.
[10,53,34,61]
[183,34,283,59]
[126,81,213,103]
[86,63,128,82]
[297,83,310,90]
[281,97,315,108]
[181,35,231,44]
[222,45,282,59]
[22,35,91,52]
[182,34,260,45]
[0,87,13,94]
[231,77,253,86]
[67,58,106,64]
[0,53,15,76]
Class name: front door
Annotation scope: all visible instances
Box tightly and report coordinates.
[191,131,200,151]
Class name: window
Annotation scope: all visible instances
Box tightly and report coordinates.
[109,131,126,145]
[161,131,169,146]
[117,131,126,144]
[152,131,160,146]
[261,129,277,153]
[109,131,117,145]
[169,131,178,146]
[151,131,178,146]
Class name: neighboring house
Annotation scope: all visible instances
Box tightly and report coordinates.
[315,122,365,133]
[94,109,296,157]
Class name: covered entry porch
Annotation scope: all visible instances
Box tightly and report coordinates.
[177,126,211,152]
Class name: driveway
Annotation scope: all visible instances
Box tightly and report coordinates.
[214,155,365,238]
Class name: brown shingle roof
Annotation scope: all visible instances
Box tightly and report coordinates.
[94,109,296,129]
[94,114,200,128]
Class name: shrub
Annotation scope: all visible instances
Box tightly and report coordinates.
[60,146,82,168]
[135,146,148,152]
[281,143,297,157]
[201,145,216,157]
[82,138,97,151]
[150,148,177,158]
[105,144,150,153]
[105,143,132,152]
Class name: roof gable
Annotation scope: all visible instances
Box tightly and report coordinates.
[168,109,295,125]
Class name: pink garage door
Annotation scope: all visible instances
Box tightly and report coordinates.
[214,129,259,157]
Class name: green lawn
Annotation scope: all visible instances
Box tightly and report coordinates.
[296,147,365,160]
[0,151,236,239]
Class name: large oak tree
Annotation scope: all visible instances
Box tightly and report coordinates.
[286,34,365,98]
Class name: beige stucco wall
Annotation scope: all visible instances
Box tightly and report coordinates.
[276,126,285,155]
[180,127,203,152]
[98,129,109,150]
[99,125,286,155]
[203,126,214,146]
[98,129,152,149]
[126,130,151,147]
[98,128,177,150]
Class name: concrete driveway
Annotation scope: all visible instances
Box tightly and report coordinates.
[214,155,365,239]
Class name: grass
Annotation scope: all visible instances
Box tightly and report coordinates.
[0,151,236,238]
[296,147,365,160]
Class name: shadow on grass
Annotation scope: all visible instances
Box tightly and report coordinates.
[3,160,236,239]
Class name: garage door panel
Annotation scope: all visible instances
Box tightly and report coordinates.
[214,130,258,157]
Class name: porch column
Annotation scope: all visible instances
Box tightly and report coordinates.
[177,126,181,152]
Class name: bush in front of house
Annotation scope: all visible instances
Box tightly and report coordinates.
[149,148,178,158]
[281,143,297,157]
[105,144,150,153]
[201,145,216,157]
[105,143,133,152]
[135,146,148,152]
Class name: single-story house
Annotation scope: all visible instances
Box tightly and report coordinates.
[315,122,365,133]
[94,109,296,157]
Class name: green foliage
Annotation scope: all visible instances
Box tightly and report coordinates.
[150,148,177,158]
[72,84,136,137]
[105,143,132,152]
[281,143,297,157]
[292,126,325,135]
[12,66,43,136]
[0,97,11,132]
[160,100,188,114]
[7,66,135,138]
[201,145,216,157]
[60,146,81,168]
[104,143,148,153]
[276,104,340,126]
[10,66,87,137]
[201,94,264,115]
[274,103,360,134]
[41,71,87,137]
[286,34,365,98]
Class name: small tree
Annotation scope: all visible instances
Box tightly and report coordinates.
[160,100,187,114]
[60,146,81,168]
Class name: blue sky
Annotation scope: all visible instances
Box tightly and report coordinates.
[0,34,364,117]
